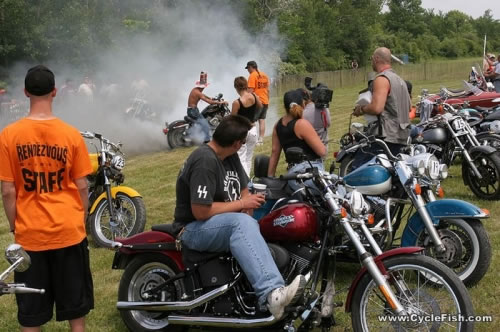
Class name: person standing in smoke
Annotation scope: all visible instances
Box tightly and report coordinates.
[246,61,270,145]
[78,76,95,104]
[0,65,94,331]
[187,72,227,143]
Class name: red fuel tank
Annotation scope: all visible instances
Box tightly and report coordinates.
[259,202,318,242]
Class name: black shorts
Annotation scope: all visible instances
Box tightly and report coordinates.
[14,238,94,327]
[257,104,268,120]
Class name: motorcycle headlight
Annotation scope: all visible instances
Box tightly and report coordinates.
[408,153,440,180]
[111,155,125,170]
[349,190,368,217]
[439,164,448,180]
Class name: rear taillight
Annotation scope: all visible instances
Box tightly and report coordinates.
[162,128,168,134]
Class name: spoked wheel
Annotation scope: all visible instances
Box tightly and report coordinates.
[462,151,500,200]
[118,254,185,332]
[417,218,491,287]
[351,254,474,332]
[89,193,146,247]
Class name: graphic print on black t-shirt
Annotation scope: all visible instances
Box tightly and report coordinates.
[174,145,248,225]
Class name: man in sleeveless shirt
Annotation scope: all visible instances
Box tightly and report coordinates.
[351,47,411,169]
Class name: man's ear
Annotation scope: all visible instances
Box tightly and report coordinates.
[24,88,30,98]
[51,88,57,98]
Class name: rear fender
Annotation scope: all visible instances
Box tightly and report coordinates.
[169,120,189,130]
[89,186,142,214]
[112,230,184,271]
[401,199,487,247]
[345,247,424,312]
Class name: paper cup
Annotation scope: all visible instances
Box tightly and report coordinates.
[252,183,267,195]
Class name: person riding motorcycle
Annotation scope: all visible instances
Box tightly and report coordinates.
[172,115,306,320]
[351,47,411,170]
[187,72,227,142]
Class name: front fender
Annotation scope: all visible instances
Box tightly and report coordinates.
[345,247,424,312]
[468,145,497,155]
[401,199,487,247]
[89,186,142,214]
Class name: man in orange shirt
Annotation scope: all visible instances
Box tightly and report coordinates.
[0,65,94,332]
[246,61,269,145]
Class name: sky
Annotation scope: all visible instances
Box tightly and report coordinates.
[420,0,500,19]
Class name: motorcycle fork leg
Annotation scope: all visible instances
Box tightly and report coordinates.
[414,195,445,253]
[103,172,118,240]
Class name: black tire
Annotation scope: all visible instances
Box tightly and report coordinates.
[89,193,146,247]
[476,132,500,150]
[167,122,190,149]
[351,254,474,332]
[118,254,186,332]
[416,218,491,287]
[338,154,355,177]
[462,150,500,200]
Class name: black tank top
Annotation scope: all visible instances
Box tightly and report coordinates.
[276,118,320,163]
[237,94,258,122]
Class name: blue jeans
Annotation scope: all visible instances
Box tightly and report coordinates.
[187,107,211,142]
[287,160,324,194]
[493,80,500,93]
[181,213,284,308]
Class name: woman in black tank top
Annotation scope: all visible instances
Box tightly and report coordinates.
[231,76,263,177]
[267,89,326,180]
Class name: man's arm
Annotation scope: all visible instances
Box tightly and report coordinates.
[353,76,390,116]
[191,193,265,220]
[1,181,16,232]
[200,94,227,105]
[74,177,89,220]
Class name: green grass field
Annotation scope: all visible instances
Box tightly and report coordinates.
[0,76,498,331]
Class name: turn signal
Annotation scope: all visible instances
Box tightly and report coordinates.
[481,208,490,216]
[413,184,422,195]
[367,214,375,225]
[340,207,347,218]
[437,187,445,198]
[333,151,338,158]
[437,104,444,113]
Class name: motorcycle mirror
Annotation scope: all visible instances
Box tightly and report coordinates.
[285,147,306,164]
[5,244,31,273]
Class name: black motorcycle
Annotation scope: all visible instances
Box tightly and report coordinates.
[163,93,230,149]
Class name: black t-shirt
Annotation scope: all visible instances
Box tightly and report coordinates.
[173,144,248,230]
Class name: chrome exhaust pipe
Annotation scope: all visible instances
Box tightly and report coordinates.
[117,283,229,311]
[117,272,241,311]
[167,314,277,327]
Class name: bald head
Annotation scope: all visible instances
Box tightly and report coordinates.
[373,47,392,64]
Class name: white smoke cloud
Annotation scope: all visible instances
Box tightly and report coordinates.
[1,1,284,155]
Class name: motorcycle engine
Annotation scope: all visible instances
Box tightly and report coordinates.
[208,115,223,128]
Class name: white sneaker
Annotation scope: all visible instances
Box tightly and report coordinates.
[256,137,264,146]
[267,275,306,320]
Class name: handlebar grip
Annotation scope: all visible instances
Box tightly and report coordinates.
[280,173,299,181]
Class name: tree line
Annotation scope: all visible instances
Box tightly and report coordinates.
[0,0,499,86]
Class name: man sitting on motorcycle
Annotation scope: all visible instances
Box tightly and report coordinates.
[187,71,227,142]
[172,115,306,319]
[351,47,411,169]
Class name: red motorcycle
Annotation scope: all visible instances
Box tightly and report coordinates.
[111,149,473,332]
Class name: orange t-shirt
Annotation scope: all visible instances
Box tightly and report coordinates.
[248,71,270,105]
[0,118,92,251]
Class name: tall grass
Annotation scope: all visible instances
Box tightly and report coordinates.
[0,74,498,331]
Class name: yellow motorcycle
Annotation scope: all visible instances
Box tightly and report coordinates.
[81,131,146,247]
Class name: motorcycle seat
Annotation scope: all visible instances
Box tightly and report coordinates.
[255,177,290,200]
[184,116,195,123]
[485,111,500,121]
[151,223,179,236]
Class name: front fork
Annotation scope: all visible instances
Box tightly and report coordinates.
[413,194,445,252]
[103,169,118,240]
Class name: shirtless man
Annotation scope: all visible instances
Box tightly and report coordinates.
[187,72,227,142]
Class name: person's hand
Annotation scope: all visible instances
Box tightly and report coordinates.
[220,100,229,105]
[240,194,265,210]
[353,105,364,117]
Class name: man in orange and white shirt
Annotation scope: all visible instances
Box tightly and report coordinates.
[0,65,94,331]
[246,61,269,145]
